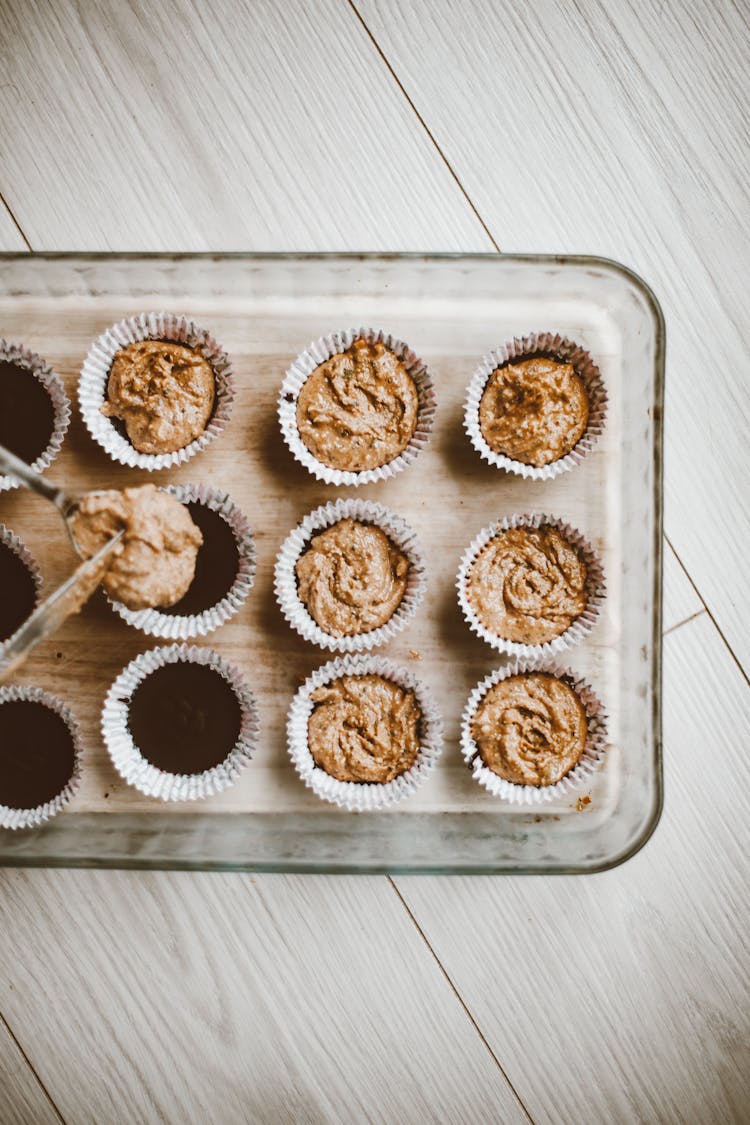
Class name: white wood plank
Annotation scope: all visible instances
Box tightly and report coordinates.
[0,871,527,1124]
[395,611,750,1124]
[0,1020,62,1125]
[0,0,488,253]
[0,199,27,251]
[663,541,703,632]
[356,0,750,670]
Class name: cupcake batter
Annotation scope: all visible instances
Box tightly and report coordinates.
[296,337,419,472]
[103,339,215,454]
[471,672,587,786]
[479,356,589,467]
[308,673,421,783]
[71,484,203,611]
[467,525,587,645]
[296,518,410,636]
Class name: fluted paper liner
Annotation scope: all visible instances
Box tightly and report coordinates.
[287,654,443,811]
[0,686,82,830]
[457,512,605,659]
[278,326,436,486]
[78,312,234,470]
[0,339,71,492]
[461,658,609,805]
[464,331,607,480]
[0,522,43,625]
[108,483,256,639]
[274,499,427,653]
[102,644,259,802]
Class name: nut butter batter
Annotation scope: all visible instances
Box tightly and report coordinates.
[467,526,587,645]
[308,673,421,783]
[71,484,203,611]
[296,518,409,636]
[296,338,419,472]
[471,672,587,786]
[103,340,215,454]
[479,356,589,467]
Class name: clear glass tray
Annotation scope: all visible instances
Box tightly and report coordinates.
[0,253,663,872]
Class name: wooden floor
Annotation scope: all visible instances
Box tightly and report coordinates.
[0,1,748,1121]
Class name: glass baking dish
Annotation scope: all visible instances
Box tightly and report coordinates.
[0,253,663,872]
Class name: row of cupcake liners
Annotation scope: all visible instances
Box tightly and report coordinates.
[1,643,608,825]
[1,320,611,825]
[0,338,71,493]
[274,497,428,654]
[4,321,605,486]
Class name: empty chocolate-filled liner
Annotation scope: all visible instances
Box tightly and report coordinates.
[102,643,259,802]
[0,339,71,492]
[0,524,43,645]
[0,686,82,829]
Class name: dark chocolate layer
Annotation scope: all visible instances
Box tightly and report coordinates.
[0,540,37,640]
[0,360,56,465]
[162,502,240,616]
[127,661,242,774]
[0,700,76,810]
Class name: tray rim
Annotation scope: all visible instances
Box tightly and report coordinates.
[0,250,664,874]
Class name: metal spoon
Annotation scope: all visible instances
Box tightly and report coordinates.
[0,443,113,556]
[0,444,124,682]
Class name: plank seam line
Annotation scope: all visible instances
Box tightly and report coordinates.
[663,608,706,637]
[664,533,749,686]
[0,191,32,252]
[347,0,499,252]
[0,1010,67,1123]
[387,877,536,1124]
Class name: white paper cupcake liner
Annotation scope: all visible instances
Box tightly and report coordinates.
[287,654,443,811]
[461,658,609,805]
[464,331,607,480]
[0,339,71,492]
[0,685,82,830]
[457,512,605,659]
[278,326,436,486]
[102,643,259,802]
[106,483,256,639]
[78,312,235,470]
[274,499,427,653]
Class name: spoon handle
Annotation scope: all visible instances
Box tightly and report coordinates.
[0,530,124,685]
[0,443,68,507]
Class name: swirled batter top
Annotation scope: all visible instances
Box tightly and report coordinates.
[296,338,419,472]
[103,340,215,454]
[295,518,409,637]
[479,356,589,467]
[308,673,421,783]
[471,672,587,786]
[71,484,203,611]
[467,525,587,645]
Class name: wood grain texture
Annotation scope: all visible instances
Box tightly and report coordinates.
[395,611,750,1124]
[0,0,488,253]
[356,0,750,671]
[0,1019,62,1125]
[0,870,527,1124]
[0,199,27,252]
[662,542,703,632]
